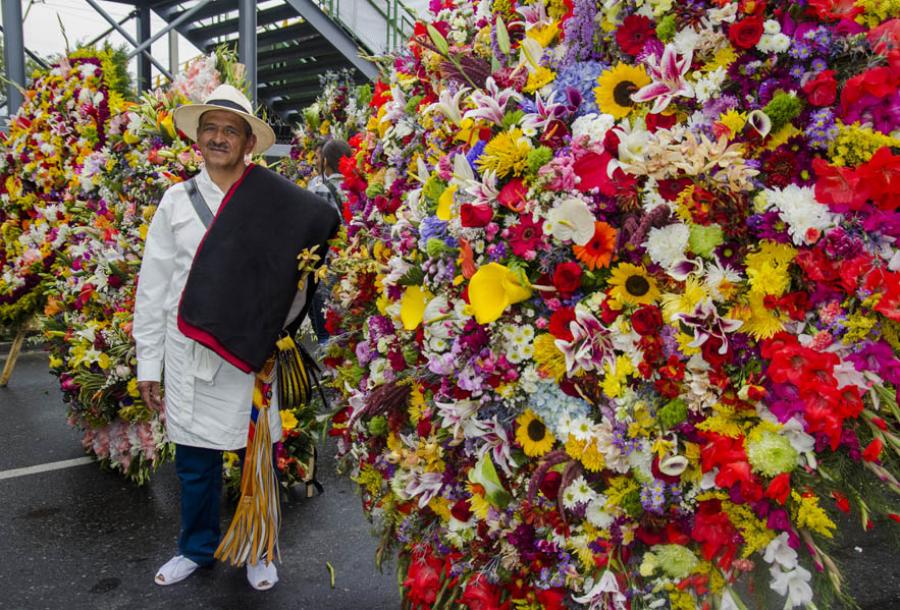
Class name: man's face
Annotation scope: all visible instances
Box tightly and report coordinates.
[196,110,257,171]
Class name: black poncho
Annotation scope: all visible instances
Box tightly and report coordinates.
[177,164,340,373]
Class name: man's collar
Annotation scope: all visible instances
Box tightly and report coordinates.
[197,166,225,197]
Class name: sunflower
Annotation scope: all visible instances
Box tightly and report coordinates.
[607,262,661,306]
[516,410,556,457]
[594,63,651,119]
[573,221,617,270]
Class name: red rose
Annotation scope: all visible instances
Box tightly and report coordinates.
[552,262,583,294]
[549,307,576,341]
[459,203,493,227]
[630,305,663,336]
[728,17,764,49]
[802,70,838,107]
[616,15,656,55]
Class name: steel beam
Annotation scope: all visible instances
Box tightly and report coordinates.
[84,0,172,82]
[136,6,152,91]
[128,0,212,61]
[238,0,257,107]
[1,0,25,114]
[283,0,377,80]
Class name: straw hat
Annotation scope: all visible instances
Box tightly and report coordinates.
[173,84,276,155]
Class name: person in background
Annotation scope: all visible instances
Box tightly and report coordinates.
[307,137,352,344]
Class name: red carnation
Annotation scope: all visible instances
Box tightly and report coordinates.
[616,15,656,55]
[549,307,576,341]
[802,70,838,107]
[630,305,663,336]
[728,17,765,49]
[459,203,493,227]
[552,261,583,295]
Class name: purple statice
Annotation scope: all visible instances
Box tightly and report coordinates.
[702,94,739,120]
[553,60,606,116]
[562,0,600,63]
[805,108,838,150]
[640,479,666,514]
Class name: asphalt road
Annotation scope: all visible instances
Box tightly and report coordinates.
[1,353,897,610]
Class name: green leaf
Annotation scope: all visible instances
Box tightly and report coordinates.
[426,24,450,56]
[495,18,511,55]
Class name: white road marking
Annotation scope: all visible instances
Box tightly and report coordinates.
[0,456,94,481]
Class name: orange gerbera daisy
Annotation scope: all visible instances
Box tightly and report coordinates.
[573,221,617,270]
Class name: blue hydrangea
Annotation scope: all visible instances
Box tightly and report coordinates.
[529,380,591,438]
[553,60,606,116]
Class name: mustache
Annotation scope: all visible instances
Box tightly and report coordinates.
[207,144,229,152]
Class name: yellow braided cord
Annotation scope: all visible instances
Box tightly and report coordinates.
[214,364,282,567]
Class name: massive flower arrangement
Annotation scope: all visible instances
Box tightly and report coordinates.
[0,49,127,329]
[324,1,900,608]
[280,69,372,187]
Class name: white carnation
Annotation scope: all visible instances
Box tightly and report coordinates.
[571,113,616,145]
[645,223,690,269]
[764,185,834,245]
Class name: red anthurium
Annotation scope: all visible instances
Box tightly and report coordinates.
[498,178,528,212]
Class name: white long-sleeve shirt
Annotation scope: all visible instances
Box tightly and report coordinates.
[133,167,303,449]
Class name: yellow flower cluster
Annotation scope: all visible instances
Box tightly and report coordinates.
[829,121,900,166]
[722,501,776,557]
[854,0,900,27]
[793,492,837,538]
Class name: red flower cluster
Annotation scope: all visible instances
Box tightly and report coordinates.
[813,147,900,213]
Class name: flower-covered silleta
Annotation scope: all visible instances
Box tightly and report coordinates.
[323,1,900,608]
[0,50,125,328]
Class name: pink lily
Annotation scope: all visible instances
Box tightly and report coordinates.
[632,44,694,114]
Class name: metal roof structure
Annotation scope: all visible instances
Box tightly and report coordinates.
[1,0,418,140]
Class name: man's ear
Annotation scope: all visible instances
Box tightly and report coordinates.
[245,133,258,155]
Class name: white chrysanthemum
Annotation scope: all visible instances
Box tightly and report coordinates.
[645,223,691,269]
[571,112,616,145]
[758,32,791,54]
[561,475,595,509]
[544,197,596,245]
[693,67,727,103]
[764,185,835,245]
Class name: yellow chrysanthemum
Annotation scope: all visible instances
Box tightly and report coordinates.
[717,109,747,138]
[747,260,790,297]
[580,441,606,472]
[594,63,651,119]
[661,277,710,322]
[533,333,567,380]
[476,128,532,178]
[516,410,556,457]
[608,263,661,307]
[729,293,785,340]
[524,66,556,93]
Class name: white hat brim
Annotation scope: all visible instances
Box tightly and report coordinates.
[173,103,276,155]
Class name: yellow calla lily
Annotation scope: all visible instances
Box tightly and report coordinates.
[400,285,432,330]
[468,263,533,324]
[436,185,456,221]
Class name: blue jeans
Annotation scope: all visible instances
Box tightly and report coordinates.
[174,443,279,566]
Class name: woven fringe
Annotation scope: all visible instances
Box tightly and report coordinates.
[275,333,311,410]
[215,362,281,567]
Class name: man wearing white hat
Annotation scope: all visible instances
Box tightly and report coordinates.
[134,84,339,590]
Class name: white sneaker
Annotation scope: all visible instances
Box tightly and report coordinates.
[154,555,200,586]
[247,560,279,591]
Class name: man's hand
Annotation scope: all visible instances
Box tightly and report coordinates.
[138,381,164,411]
